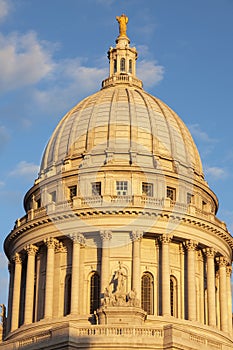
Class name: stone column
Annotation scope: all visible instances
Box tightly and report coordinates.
[11,253,22,332]
[24,244,38,325]
[185,240,198,321]
[100,230,112,296]
[216,256,228,332]
[44,237,58,319]
[6,263,14,334]
[204,247,216,327]
[160,234,173,316]
[70,233,85,315]
[131,230,143,301]
[226,266,232,335]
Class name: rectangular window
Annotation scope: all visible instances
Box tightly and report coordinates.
[36,198,41,209]
[167,187,176,201]
[50,191,56,203]
[142,182,153,197]
[187,193,193,205]
[202,200,207,210]
[92,182,101,196]
[116,181,128,196]
[69,185,77,200]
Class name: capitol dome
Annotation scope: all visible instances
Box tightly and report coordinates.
[1,14,232,350]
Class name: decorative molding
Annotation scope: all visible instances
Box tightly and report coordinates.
[24,244,38,256]
[185,239,198,251]
[70,232,86,246]
[12,252,22,264]
[131,230,143,242]
[100,230,112,241]
[44,237,58,249]
[160,233,173,244]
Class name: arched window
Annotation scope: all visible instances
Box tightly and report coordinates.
[170,276,177,317]
[114,59,117,73]
[120,58,126,72]
[129,59,132,73]
[64,274,71,316]
[141,272,154,315]
[90,272,100,314]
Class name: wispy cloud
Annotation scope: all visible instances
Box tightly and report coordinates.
[137,59,164,88]
[0,0,11,22]
[9,161,39,178]
[204,166,227,180]
[188,124,217,144]
[0,31,56,93]
[0,125,10,152]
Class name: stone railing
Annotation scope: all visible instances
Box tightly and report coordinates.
[102,75,143,89]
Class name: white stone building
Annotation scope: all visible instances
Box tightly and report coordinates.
[0,14,232,350]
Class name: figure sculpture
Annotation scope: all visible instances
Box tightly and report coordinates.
[116,14,128,37]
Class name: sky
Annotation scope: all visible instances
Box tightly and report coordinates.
[0,0,233,306]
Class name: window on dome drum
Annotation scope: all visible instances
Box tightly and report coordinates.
[141,272,154,315]
[90,272,100,314]
[92,182,101,196]
[170,276,177,317]
[167,187,176,201]
[36,198,41,209]
[50,191,56,203]
[202,200,207,211]
[114,59,117,73]
[69,185,77,200]
[116,181,128,196]
[64,274,71,316]
[129,59,132,73]
[120,58,126,72]
[187,192,193,205]
[142,182,153,197]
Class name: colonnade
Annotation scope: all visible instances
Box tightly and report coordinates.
[7,232,232,336]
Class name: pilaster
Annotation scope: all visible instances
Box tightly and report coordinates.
[24,244,38,324]
[185,240,198,321]
[160,234,173,316]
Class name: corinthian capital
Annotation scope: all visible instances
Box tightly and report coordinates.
[185,239,198,251]
[160,233,173,244]
[12,252,22,264]
[203,247,215,258]
[44,237,58,249]
[216,256,228,267]
[100,230,112,241]
[70,232,86,246]
[226,265,232,277]
[131,230,143,242]
[24,244,38,256]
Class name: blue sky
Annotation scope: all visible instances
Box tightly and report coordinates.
[0,0,233,305]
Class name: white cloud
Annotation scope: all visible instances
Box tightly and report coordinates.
[0,0,11,21]
[0,181,5,187]
[204,166,227,180]
[0,125,10,151]
[0,31,56,93]
[188,124,217,144]
[9,161,39,178]
[137,60,164,88]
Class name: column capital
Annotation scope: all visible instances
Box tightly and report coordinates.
[55,241,67,253]
[100,230,112,241]
[44,237,58,249]
[203,247,215,258]
[70,232,86,246]
[160,233,173,244]
[216,256,228,267]
[185,239,198,251]
[131,230,143,242]
[226,265,232,277]
[12,252,22,264]
[24,244,38,256]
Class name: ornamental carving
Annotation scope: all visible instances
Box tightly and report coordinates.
[12,252,22,264]
[24,244,38,256]
[216,256,228,267]
[131,230,143,242]
[226,266,232,277]
[44,237,59,249]
[100,230,112,241]
[185,240,198,251]
[203,247,215,258]
[70,233,86,246]
[160,233,173,244]
[55,241,67,253]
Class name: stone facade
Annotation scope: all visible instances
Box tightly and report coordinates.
[0,14,233,350]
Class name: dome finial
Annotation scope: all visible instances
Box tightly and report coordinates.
[116,14,129,38]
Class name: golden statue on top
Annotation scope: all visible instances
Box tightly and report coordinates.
[116,14,128,37]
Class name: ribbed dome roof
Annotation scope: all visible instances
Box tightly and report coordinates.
[39,16,203,180]
[40,85,203,178]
